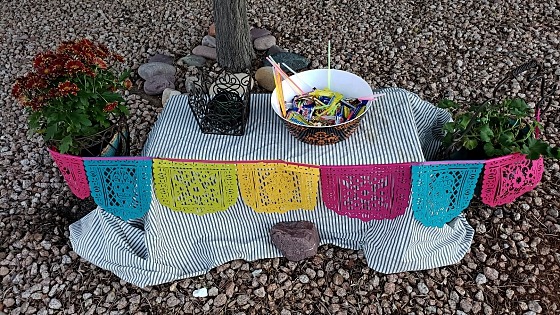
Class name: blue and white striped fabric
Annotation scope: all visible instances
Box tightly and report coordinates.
[69,88,474,287]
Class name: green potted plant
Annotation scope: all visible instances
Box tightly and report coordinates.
[11,38,132,155]
[438,97,559,160]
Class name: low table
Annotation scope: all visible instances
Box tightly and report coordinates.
[69,88,474,287]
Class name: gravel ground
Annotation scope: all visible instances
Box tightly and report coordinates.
[1,0,559,314]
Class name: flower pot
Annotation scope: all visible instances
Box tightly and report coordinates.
[49,118,129,157]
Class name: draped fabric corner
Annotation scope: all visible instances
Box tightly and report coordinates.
[320,163,412,221]
[410,162,483,227]
[152,159,238,215]
[481,153,544,207]
[83,158,153,221]
[48,148,91,199]
[237,161,320,213]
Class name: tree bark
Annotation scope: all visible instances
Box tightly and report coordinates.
[213,0,254,72]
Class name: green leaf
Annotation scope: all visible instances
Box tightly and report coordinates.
[118,69,131,82]
[443,122,456,134]
[458,114,472,130]
[463,138,478,150]
[45,124,58,141]
[498,132,515,145]
[76,114,92,127]
[526,138,549,159]
[59,136,72,154]
[479,124,494,142]
[101,92,124,102]
[118,105,129,115]
[547,146,560,159]
[483,142,495,156]
[79,96,89,107]
[438,99,460,109]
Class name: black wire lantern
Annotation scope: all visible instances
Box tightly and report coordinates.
[188,68,253,136]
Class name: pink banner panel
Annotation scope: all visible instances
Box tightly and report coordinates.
[481,153,544,207]
[320,163,412,221]
[48,148,90,199]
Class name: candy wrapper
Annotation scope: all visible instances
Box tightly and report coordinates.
[286,88,369,126]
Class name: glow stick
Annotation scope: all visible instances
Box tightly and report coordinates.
[357,94,385,101]
[273,68,287,117]
[266,56,304,95]
[282,63,314,91]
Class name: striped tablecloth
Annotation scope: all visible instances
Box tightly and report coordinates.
[69,88,474,287]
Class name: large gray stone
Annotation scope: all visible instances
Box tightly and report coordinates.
[138,62,176,80]
[267,45,286,56]
[254,35,276,51]
[192,45,217,60]
[270,221,319,261]
[263,52,310,72]
[184,75,199,94]
[144,75,175,95]
[178,55,207,67]
[255,67,275,92]
[202,35,216,48]
[250,27,271,41]
[148,54,174,65]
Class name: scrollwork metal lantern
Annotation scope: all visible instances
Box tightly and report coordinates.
[188,68,253,136]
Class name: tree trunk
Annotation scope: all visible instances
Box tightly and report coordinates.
[213,0,254,72]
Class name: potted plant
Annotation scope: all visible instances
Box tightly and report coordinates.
[438,97,559,160]
[11,38,132,156]
[437,61,559,161]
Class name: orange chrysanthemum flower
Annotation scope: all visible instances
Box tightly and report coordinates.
[93,57,108,69]
[64,60,86,74]
[11,82,22,98]
[57,81,80,96]
[103,101,118,112]
[123,79,132,90]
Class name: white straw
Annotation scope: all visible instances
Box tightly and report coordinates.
[327,40,331,90]
[282,63,314,91]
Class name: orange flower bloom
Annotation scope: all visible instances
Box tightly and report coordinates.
[11,82,22,97]
[103,101,118,112]
[123,78,132,90]
[57,81,79,96]
[64,60,86,74]
[113,53,125,62]
[22,73,48,90]
[93,57,108,69]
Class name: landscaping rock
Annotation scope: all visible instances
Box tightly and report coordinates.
[138,62,176,80]
[255,66,275,91]
[250,27,271,41]
[48,298,62,310]
[267,45,286,55]
[214,294,227,307]
[148,54,174,65]
[270,221,319,261]
[263,52,310,72]
[144,75,175,95]
[178,55,207,67]
[184,75,199,94]
[202,35,216,48]
[254,35,276,51]
[208,23,216,36]
[192,45,217,60]
[162,88,181,106]
[193,288,208,298]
